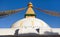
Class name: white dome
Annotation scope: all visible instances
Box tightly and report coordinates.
[11,17,50,29]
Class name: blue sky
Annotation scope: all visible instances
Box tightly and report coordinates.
[0,0,60,28]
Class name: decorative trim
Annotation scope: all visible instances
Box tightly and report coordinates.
[25,14,36,16]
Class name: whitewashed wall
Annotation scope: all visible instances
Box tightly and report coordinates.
[52,28,60,35]
[0,28,60,35]
[0,28,16,35]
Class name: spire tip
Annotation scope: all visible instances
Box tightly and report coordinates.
[28,2,33,8]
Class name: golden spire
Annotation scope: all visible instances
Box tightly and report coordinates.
[25,2,36,18]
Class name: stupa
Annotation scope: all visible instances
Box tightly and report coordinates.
[0,2,60,36]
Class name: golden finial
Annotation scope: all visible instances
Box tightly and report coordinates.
[25,2,36,18]
[28,2,33,8]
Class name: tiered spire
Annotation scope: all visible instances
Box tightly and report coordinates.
[25,2,36,18]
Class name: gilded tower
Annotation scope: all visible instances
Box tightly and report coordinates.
[25,2,36,18]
